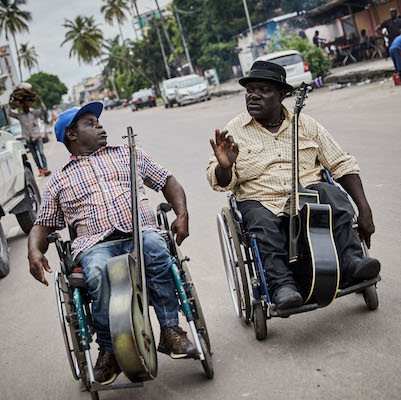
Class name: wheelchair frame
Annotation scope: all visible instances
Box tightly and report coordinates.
[217,171,381,340]
[50,203,213,400]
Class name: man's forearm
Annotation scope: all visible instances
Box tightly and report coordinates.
[215,164,233,187]
[28,225,54,255]
[162,175,188,217]
[337,174,371,213]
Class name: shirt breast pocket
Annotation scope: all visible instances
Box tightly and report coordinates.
[298,139,319,170]
[236,143,266,183]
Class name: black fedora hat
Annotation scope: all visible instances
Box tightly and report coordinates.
[239,60,294,93]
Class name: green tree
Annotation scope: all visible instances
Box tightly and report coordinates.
[101,0,129,43]
[270,33,331,78]
[19,42,38,76]
[27,72,67,109]
[0,0,32,81]
[61,16,104,63]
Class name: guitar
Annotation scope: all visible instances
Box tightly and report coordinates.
[288,83,339,307]
[107,126,158,382]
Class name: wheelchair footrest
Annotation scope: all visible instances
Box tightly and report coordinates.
[91,380,144,392]
[270,303,319,318]
[336,275,381,298]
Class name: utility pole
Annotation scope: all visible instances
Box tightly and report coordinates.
[155,0,179,62]
[242,0,257,59]
[156,25,171,78]
[132,0,145,39]
[174,5,194,74]
[111,68,119,99]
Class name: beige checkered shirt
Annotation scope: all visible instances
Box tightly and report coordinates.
[206,106,359,216]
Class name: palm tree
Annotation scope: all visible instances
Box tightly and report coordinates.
[101,0,129,43]
[19,42,38,76]
[61,16,103,64]
[0,0,32,82]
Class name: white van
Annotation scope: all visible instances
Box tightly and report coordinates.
[256,50,313,88]
[174,74,211,106]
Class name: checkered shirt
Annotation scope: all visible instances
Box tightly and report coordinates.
[35,145,171,260]
[207,106,359,216]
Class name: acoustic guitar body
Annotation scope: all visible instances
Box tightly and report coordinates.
[108,253,157,382]
[292,202,340,307]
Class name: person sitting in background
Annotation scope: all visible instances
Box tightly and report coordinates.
[7,95,51,177]
[359,29,370,60]
[313,30,326,47]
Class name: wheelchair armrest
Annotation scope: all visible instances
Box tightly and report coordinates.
[157,203,173,213]
[47,232,61,243]
[228,192,243,223]
[157,203,172,231]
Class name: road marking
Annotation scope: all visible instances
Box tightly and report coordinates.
[6,226,22,239]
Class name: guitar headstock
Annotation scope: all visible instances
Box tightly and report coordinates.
[293,82,310,116]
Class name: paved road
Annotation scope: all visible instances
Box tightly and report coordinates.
[1,81,401,400]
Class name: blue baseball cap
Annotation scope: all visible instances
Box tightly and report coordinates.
[54,101,103,143]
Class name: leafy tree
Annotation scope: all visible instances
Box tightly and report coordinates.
[19,42,38,75]
[280,0,329,13]
[0,0,32,81]
[61,16,104,63]
[270,33,331,78]
[27,72,67,109]
[101,0,130,43]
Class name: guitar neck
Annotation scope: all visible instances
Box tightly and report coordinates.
[290,114,299,217]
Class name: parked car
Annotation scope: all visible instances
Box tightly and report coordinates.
[105,99,117,110]
[255,50,313,89]
[4,117,48,148]
[161,77,180,108]
[131,89,156,111]
[174,74,211,107]
[0,125,41,278]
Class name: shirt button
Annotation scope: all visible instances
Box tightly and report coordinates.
[275,137,278,141]
[248,149,251,153]
[279,166,282,169]
[278,154,281,157]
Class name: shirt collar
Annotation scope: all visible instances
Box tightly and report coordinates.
[62,145,111,169]
[241,105,292,132]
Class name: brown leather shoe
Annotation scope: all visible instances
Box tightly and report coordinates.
[94,347,121,385]
[158,325,198,359]
[42,169,51,176]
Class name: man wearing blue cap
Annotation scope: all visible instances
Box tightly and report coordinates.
[207,61,380,310]
[27,101,197,384]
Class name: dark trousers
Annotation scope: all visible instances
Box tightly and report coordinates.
[238,183,363,296]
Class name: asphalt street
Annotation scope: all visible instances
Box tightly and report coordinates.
[1,80,401,400]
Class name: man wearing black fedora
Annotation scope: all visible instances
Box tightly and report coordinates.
[207,60,380,310]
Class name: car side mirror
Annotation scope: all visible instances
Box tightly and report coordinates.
[0,106,9,128]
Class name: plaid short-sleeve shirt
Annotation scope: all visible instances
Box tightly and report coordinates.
[35,145,171,259]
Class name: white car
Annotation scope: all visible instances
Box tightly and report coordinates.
[174,74,211,107]
[0,108,41,278]
[161,77,180,108]
[256,50,313,89]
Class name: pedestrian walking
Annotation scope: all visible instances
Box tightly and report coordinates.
[376,7,401,47]
[7,94,52,177]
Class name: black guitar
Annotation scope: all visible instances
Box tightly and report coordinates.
[288,83,339,307]
[107,127,158,382]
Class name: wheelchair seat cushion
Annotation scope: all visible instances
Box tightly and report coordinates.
[68,266,87,289]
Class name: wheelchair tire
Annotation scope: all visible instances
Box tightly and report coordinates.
[178,247,211,351]
[253,301,267,341]
[54,272,86,381]
[362,285,378,311]
[200,334,214,380]
[221,207,251,323]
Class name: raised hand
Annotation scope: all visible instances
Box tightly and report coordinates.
[210,129,239,170]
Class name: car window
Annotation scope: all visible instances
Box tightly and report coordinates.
[165,81,176,89]
[177,77,204,88]
[269,54,303,67]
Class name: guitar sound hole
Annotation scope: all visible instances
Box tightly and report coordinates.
[137,293,144,316]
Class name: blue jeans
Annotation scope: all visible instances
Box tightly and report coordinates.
[26,139,47,170]
[78,230,179,351]
[389,46,401,72]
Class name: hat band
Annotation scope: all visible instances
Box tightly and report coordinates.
[246,70,286,82]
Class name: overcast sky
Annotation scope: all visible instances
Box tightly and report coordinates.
[3,0,170,94]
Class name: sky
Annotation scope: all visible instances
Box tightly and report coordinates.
[2,0,171,94]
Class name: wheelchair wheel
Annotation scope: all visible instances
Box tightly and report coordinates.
[199,334,214,380]
[178,247,211,351]
[221,207,251,323]
[362,285,378,311]
[217,211,241,318]
[54,271,85,380]
[253,301,267,341]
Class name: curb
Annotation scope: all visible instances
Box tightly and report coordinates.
[324,68,394,84]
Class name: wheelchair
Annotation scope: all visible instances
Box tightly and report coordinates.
[50,203,213,400]
[216,171,381,341]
